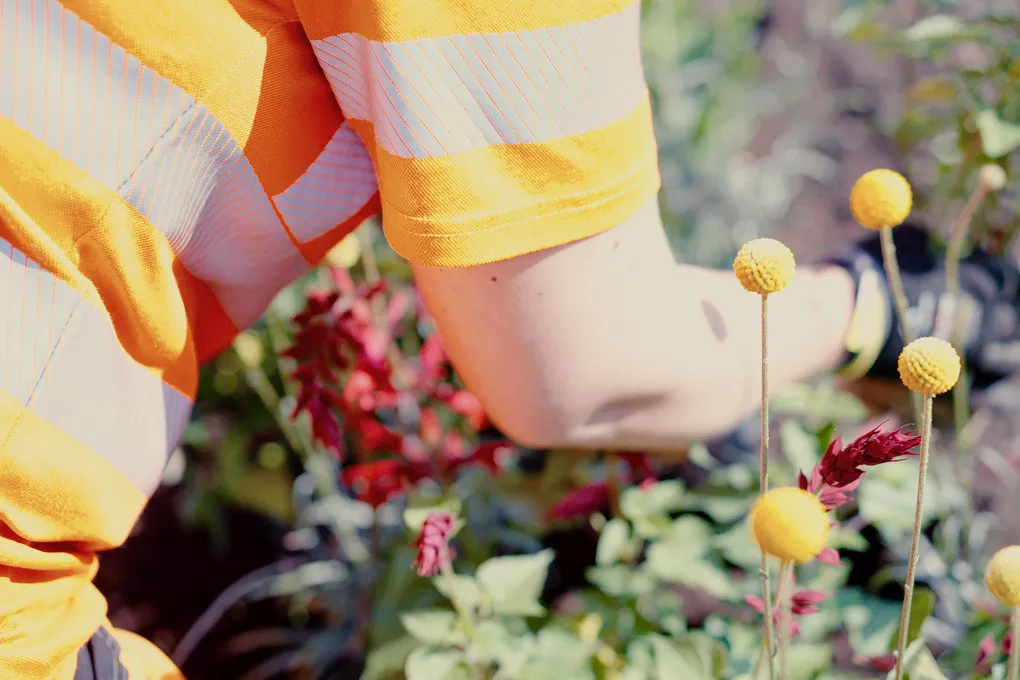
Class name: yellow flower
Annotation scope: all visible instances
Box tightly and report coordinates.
[733,238,796,295]
[986,545,1020,607]
[850,169,913,230]
[750,487,830,564]
[325,233,362,268]
[897,337,961,395]
[980,164,1007,192]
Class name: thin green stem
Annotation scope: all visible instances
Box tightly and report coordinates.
[759,295,776,680]
[1009,605,1020,680]
[879,227,923,426]
[777,561,794,680]
[945,182,988,560]
[893,395,934,680]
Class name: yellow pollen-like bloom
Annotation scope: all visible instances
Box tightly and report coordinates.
[897,337,961,395]
[850,169,913,230]
[986,545,1020,607]
[750,487,830,564]
[733,238,796,295]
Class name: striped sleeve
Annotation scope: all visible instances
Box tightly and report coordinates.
[298,0,662,267]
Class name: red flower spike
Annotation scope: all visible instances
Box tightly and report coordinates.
[857,654,896,673]
[412,512,457,577]
[790,589,828,615]
[547,482,611,521]
[975,634,997,675]
[342,459,406,508]
[818,424,920,489]
[817,548,841,566]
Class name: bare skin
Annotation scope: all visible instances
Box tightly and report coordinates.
[413,197,857,450]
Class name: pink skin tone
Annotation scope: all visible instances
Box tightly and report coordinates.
[413,197,857,451]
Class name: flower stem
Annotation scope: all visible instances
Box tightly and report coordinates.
[893,394,934,680]
[777,561,794,680]
[759,294,777,680]
[1009,605,1020,680]
[879,227,923,425]
[945,181,987,561]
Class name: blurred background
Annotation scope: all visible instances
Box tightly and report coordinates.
[92,0,1020,677]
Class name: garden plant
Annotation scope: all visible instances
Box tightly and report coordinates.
[149,2,1020,679]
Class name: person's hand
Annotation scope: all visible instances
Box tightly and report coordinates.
[827,223,1020,392]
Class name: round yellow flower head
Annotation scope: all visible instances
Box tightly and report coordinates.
[979,164,1007,192]
[850,169,913,230]
[750,487,830,564]
[897,337,961,395]
[985,545,1020,607]
[733,238,796,295]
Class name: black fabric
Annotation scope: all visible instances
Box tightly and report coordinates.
[828,223,1020,390]
[73,627,129,680]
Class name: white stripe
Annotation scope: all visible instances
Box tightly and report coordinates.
[310,3,646,159]
[0,238,192,495]
[272,123,379,243]
[0,0,314,328]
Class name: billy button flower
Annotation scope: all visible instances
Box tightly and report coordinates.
[751,487,831,564]
[733,238,796,296]
[750,487,830,679]
[986,546,1020,680]
[850,170,918,428]
[892,337,961,680]
[850,169,913,231]
[733,237,797,680]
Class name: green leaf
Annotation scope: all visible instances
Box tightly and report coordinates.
[596,518,632,566]
[433,574,482,611]
[903,14,967,42]
[901,588,936,651]
[472,620,534,671]
[587,565,658,598]
[788,643,833,680]
[476,549,554,617]
[516,628,596,680]
[884,638,948,680]
[621,480,686,521]
[660,516,714,557]
[780,420,820,475]
[839,589,900,657]
[645,546,737,601]
[648,633,722,680]
[714,519,760,571]
[400,610,464,646]
[361,635,419,680]
[975,110,1020,158]
[404,647,471,680]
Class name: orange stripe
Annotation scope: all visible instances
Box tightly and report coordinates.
[245,20,345,195]
[60,0,274,148]
[0,116,200,394]
[376,99,660,267]
[0,391,145,679]
[297,0,640,42]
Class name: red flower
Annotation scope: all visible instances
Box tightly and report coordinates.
[816,548,841,566]
[817,424,921,489]
[975,634,998,675]
[744,596,802,637]
[355,416,405,454]
[790,589,828,615]
[857,654,896,673]
[341,459,406,508]
[547,482,610,521]
[413,512,456,577]
[466,441,517,475]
